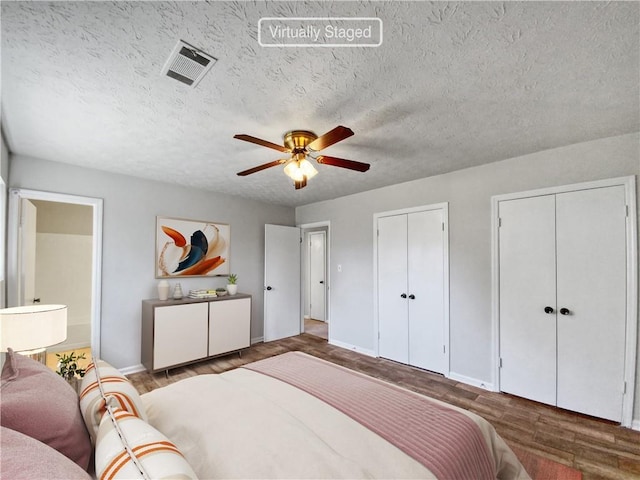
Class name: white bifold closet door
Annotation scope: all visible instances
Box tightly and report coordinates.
[555,187,626,420]
[499,186,626,422]
[378,209,446,374]
[499,195,557,406]
[378,214,409,365]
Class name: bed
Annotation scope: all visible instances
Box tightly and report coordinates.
[142,352,529,479]
[0,349,530,480]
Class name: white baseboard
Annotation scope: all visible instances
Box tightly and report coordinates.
[328,339,376,357]
[251,336,264,345]
[631,419,640,431]
[120,364,146,375]
[448,371,495,391]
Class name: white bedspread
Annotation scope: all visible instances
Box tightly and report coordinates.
[141,363,529,479]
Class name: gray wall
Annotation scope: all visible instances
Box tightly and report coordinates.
[9,155,294,369]
[0,132,8,308]
[32,200,93,235]
[1,132,8,183]
[296,132,640,423]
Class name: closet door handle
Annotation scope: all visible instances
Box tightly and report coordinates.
[265,286,273,291]
[400,293,407,299]
[544,306,554,314]
[559,307,571,315]
[408,294,416,300]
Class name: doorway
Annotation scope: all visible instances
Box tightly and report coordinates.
[7,189,103,358]
[300,222,330,341]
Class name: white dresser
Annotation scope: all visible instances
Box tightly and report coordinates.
[141,294,251,373]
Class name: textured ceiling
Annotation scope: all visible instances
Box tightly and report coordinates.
[2,1,638,207]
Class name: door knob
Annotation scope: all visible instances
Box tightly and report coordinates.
[544,306,554,314]
[319,280,324,284]
[408,294,416,300]
[400,293,407,298]
[265,286,273,291]
[559,307,571,315]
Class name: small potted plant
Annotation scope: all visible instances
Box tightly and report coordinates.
[56,351,87,393]
[226,273,238,296]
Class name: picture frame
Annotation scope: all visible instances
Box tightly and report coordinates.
[155,216,230,278]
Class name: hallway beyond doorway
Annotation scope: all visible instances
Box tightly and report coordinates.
[304,318,327,340]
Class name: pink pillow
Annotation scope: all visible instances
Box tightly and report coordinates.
[0,349,92,470]
[0,426,92,480]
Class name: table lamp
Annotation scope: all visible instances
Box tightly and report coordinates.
[0,305,68,364]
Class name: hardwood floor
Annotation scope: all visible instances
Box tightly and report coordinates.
[304,318,328,339]
[127,334,640,480]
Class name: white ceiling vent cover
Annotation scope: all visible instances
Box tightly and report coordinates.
[161,40,217,88]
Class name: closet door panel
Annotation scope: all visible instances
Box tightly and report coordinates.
[378,214,409,364]
[499,195,557,405]
[408,210,445,374]
[556,186,626,421]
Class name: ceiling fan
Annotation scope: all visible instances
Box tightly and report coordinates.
[234,126,370,190]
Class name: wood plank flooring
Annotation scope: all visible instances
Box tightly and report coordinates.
[304,318,328,339]
[127,334,640,480]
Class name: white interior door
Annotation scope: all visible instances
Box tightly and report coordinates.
[264,224,301,342]
[407,210,445,374]
[309,232,326,321]
[555,186,626,421]
[378,214,409,364]
[21,199,37,306]
[499,195,557,406]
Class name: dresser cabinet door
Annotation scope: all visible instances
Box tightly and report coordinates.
[209,297,251,356]
[154,302,209,370]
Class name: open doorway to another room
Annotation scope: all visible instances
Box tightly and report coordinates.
[7,189,103,369]
[300,223,329,341]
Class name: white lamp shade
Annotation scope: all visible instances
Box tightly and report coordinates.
[283,158,318,181]
[299,159,318,179]
[0,305,67,352]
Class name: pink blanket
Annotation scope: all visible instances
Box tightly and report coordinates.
[244,352,496,480]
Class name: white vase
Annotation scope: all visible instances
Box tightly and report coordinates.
[227,284,238,295]
[157,280,170,300]
[173,282,183,299]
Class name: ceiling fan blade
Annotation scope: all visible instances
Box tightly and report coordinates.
[316,155,370,172]
[307,126,354,151]
[234,134,290,153]
[237,159,288,176]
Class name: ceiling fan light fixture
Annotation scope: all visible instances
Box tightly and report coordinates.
[234,125,369,190]
[284,158,318,183]
[299,158,318,179]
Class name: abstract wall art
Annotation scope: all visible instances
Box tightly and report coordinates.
[156,216,230,277]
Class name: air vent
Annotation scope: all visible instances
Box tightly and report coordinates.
[161,40,217,88]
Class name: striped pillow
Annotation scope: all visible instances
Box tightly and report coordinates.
[95,403,197,480]
[80,360,147,441]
